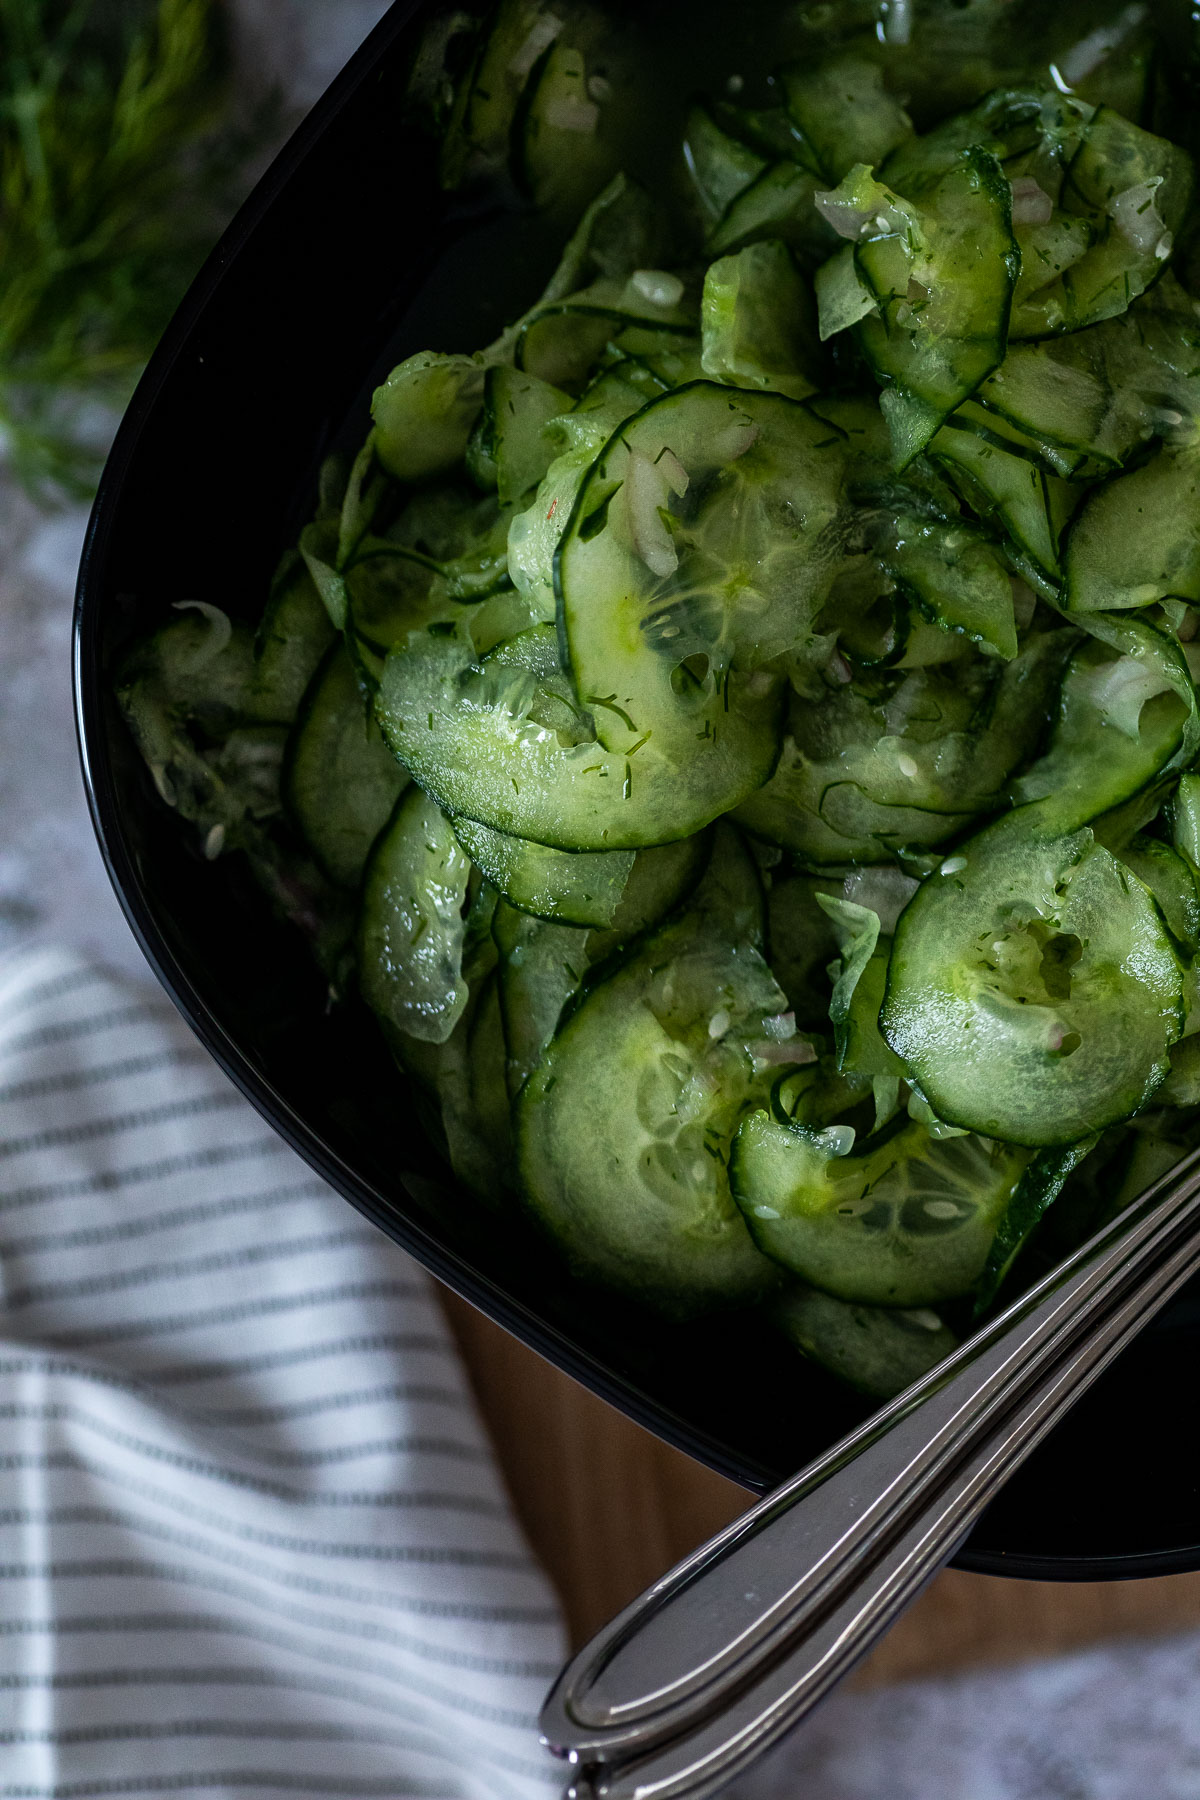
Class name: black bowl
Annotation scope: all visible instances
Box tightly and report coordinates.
[74,0,1200,1580]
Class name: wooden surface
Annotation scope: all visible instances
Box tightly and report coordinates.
[440,1288,1200,1680]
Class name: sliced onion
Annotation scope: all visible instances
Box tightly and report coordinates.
[1076,653,1172,739]
[508,13,562,78]
[1057,4,1146,85]
[622,447,679,578]
[749,1038,817,1069]
[656,447,690,495]
[1010,176,1053,227]
[1108,177,1166,254]
[842,867,919,935]
[630,269,684,310]
[543,93,599,133]
[172,600,232,665]
[815,189,873,241]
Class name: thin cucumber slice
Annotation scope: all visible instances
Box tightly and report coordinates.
[881,810,1185,1145]
[372,353,486,484]
[376,622,776,851]
[253,553,337,722]
[507,439,604,622]
[284,645,408,890]
[683,101,766,223]
[515,290,695,391]
[972,1140,1097,1313]
[515,38,614,220]
[1117,838,1200,954]
[516,832,785,1313]
[454,817,633,927]
[494,902,592,1096]
[454,817,705,929]
[558,381,845,749]
[843,150,1019,466]
[439,0,556,190]
[883,516,1018,661]
[707,162,833,266]
[700,241,825,403]
[815,245,878,341]
[736,634,1068,863]
[928,410,1072,588]
[712,100,815,171]
[469,367,573,506]
[1011,623,1194,824]
[767,873,850,1026]
[780,54,912,184]
[358,788,471,1044]
[1011,107,1193,338]
[1064,448,1200,613]
[732,1110,1031,1306]
[774,1285,957,1400]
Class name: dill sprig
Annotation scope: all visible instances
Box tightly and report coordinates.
[0,0,258,499]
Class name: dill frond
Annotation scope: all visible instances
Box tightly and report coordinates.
[0,0,260,499]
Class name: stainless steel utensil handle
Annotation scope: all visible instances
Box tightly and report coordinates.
[565,1198,1200,1799]
[541,1149,1200,1785]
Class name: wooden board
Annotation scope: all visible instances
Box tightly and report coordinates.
[440,1288,1200,1679]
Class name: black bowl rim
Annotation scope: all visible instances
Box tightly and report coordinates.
[71,0,1200,1586]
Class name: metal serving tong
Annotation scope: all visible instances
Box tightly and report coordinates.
[541,1148,1200,1800]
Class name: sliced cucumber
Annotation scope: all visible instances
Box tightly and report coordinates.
[837,151,1019,466]
[883,515,1018,660]
[439,0,557,190]
[372,353,486,484]
[358,788,471,1044]
[1011,624,1193,824]
[732,1109,1030,1306]
[1012,106,1193,338]
[780,54,912,184]
[707,162,833,265]
[284,645,408,889]
[774,1285,957,1400]
[1065,448,1200,613]
[516,832,785,1313]
[700,240,825,403]
[972,1140,1097,1313]
[881,810,1185,1145]
[558,382,846,749]
[683,101,767,223]
[376,622,777,851]
[736,634,1066,864]
[928,410,1075,589]
[468,367,572,506]
[515,38,614,220]
[253,554,337,722]
[494,902,592,1095]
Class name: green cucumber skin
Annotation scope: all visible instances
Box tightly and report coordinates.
[881,814,1185,1146]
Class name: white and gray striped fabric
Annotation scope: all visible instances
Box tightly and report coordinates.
[0,944,566,1800]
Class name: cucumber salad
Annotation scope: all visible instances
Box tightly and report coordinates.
[119,0,1200,1399]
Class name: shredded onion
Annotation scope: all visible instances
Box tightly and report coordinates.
[750,1038,817,1068]
[1010,176,1053,226]
[1108,177,1166,254]
[710,420,760,463]
[631,269,684,309]
[543,93,599,133]
[814,189,873,241]
[204,823,226,860]
[656,447,690,495]
[1077,653,1171,739]
[172,600,232,666]
[508,13,561,78]
[622,448,679,578]
[1057,4,1146,85]
[842,867,919,934]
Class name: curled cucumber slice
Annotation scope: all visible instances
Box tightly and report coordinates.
[516,830,786,1313]
[732,1110,1031,1306]
[881,812,1185,1146]
[774,1285,957,1400]
[377,623,779,851]
[557,379,847,749]
[358,788,472,1045]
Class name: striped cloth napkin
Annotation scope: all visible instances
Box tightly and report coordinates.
[0,943,567,1800]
